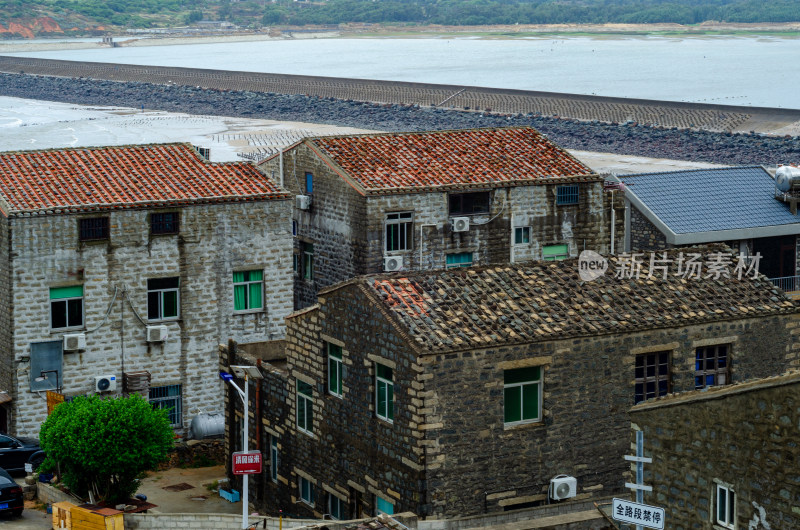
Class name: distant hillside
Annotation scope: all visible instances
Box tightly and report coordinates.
[2,0,800,38]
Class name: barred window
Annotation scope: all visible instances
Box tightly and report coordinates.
[556,185,579,205]
[151,212,179,235]
[79,217,109,241]
[149,384,182,426]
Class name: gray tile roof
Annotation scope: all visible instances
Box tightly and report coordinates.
[350,246,798,355]
[618,166,800,242]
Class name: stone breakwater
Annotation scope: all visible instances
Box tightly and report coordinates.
[2,72,800,165]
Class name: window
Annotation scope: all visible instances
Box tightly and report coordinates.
[299,476,316,506]
[79,217,109,241]
[634,352,671,404]
[301,242,314,281]
[375,364,394,423]
[446,252,473,269]
[504,366,542,425]
[149,384,182,426]
[292,220,297,237]
[449,191,490,215]
[147,277,179,321]
[715,483,736,528]
[376,496,394,515]
[50,285,84,330]
[328,343,343,398]
[542,244,569,261]
[385,212,413,252]
[695,345,730,389]
[151,212,179,235]
[270,435,278,483]
[233,270,263,311]
[514,227,531,245]
[305,172,313,194]
[329,495,344,520]
[296,379,313,435]
[556,184,579,205]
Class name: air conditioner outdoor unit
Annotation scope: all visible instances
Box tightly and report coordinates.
[63,333,86,352]
[451,216,470,232]
[384,256,403,272]
[549,475,577,501]
[296,195,312,210]
[146,325,168,343]
[95,375,117,393]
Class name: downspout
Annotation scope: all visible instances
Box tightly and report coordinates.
[510,210,515,264]
[255,359,262,450]
[279,149,284,189]
[610,189,616,255]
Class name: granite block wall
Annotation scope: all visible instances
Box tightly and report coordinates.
[9,199,293,437]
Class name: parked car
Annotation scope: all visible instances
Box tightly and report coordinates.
[0,433,45,474]
[0,467,22,517]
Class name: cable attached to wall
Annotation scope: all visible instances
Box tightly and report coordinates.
[471,191,508,225]
[85,286,118,334]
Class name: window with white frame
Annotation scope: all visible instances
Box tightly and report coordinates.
[301,242,314,281]
[147,277,179,321]
[299,476,316,506]
[715,482,736,529]
[376,495,394,515]
[385,212,413,252]
[149,384,183,427]
[503,366,542,426]
[270,435,278,483]
[50,285,84,330]
[329,494,345,520]
[233,270,263,311]
[375,363,394,423]
[514,226,531,245]
[296,379,313,435]
[327,342,343,398]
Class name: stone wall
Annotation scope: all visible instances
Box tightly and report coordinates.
[630,372,800,530]
[9,199,293,437]
[629,205,669,251]
[261,146,611,311]
[419,313,800,517]
[226,277,800,521]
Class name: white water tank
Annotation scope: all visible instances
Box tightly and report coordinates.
[189,413,225,440]
[775,166,800,193]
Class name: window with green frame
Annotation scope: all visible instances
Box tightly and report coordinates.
[445,252,473,269]
[296,379,313,435]
[375,363,394,423]
[542,244,569,261]
[233,270,263,311]
[504,366,542,425]
[327,343,343,398]
[50,285,84,330]
[376,495,394,515]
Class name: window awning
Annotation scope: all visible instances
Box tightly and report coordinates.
[0,391,12,405]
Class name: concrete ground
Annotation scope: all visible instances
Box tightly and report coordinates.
[136,464,242,515]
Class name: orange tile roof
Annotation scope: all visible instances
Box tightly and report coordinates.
[309,127,595,193]
[0,143,288,216]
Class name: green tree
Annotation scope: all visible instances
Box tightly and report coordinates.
[39,395,174,504]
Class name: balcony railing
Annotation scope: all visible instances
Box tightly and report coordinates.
[769,276,800,298]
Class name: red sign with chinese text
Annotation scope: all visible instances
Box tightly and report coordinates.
[232,451,262,475]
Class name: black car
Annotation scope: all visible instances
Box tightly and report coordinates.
[0,433,45,474]
[0,467,22,517]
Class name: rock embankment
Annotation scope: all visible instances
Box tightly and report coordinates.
[2,72,799,165]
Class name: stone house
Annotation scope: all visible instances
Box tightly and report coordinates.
[615,166,800,293]
[629,370,800,529]
[222,247,799,520]
[257,127,616,309]
[0,143,293,437]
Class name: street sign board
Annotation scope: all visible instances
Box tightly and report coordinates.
[232,451,262,475]
[612,498,665,529]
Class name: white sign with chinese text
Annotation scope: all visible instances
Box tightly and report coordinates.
[612,498,665,529]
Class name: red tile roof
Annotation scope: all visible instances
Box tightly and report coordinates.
[0,143,288,216]
[309,127,595,194]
